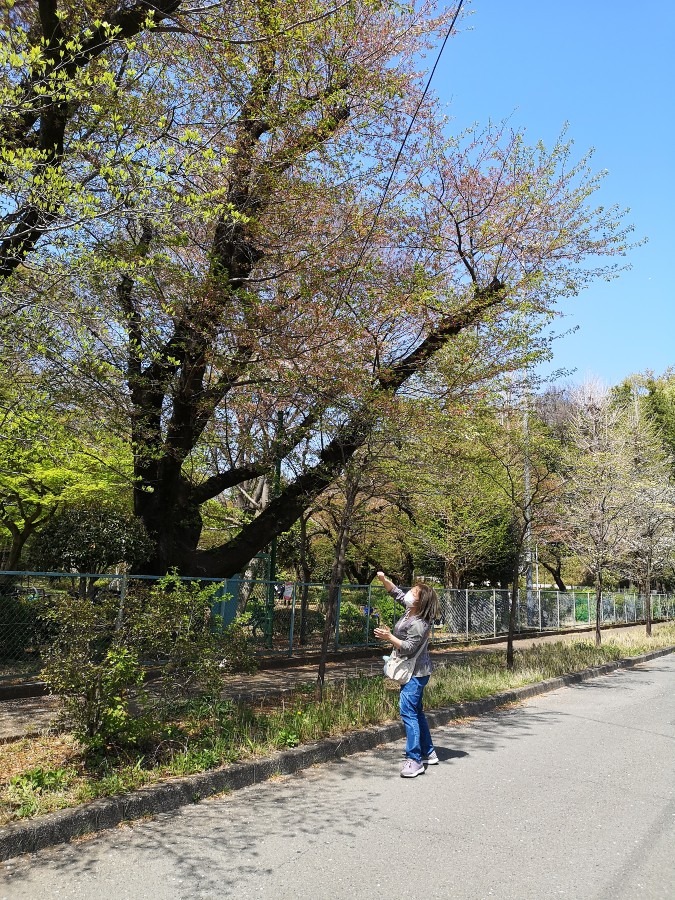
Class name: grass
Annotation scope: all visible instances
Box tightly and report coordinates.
[1,622,674,827]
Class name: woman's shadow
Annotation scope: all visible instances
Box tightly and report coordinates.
[434,747,469,762]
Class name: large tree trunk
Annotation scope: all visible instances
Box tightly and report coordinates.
[134,483,204,574]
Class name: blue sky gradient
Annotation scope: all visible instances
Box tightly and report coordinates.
[433,0,673,386]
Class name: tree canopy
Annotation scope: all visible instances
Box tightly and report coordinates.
[1,1,635,576]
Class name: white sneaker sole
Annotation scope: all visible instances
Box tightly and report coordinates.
[400,767,425,778]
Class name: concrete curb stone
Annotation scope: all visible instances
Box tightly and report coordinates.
[1,644,673,862]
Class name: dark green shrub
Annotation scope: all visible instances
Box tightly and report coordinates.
[27,501,152,574]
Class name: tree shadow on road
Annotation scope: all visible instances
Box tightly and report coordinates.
[13,667,662,897]
[4,704,555,898]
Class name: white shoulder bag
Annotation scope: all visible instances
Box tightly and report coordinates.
[383,636,427,685]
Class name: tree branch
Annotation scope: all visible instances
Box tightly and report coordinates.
[193,281,508,575]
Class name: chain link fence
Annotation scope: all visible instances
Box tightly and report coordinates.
[2,571,674,680]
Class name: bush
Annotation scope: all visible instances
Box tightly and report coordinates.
[40,592,148,750]
[372,593,402,628]
[40,573,257,752]
[27,500,152,574]
[296,607,326,637]
[338,601,370,644]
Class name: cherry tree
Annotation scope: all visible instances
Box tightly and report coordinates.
[1,3,635,575]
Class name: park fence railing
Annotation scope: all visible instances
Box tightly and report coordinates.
[1,571,674,680]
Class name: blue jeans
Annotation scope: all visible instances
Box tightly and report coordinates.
[400,675,433,763]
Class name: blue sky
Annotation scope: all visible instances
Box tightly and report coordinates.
[433,0,674,386]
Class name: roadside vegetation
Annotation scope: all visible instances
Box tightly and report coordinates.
[2,625,673,828]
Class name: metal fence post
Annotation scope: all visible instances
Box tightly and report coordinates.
[288,584,296,657]
[265,578,275,650]
[334,584,342,651]
[613,595,616,624]
[516,588,521,632]
[493,589,497,637]
[538,589,542,632]
[465,589,469,640]
[365,583,372,646]
[114,573,128,632]
[587,592,591,625]
[556,591,560,629]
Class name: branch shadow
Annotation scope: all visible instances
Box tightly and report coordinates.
[9,661,669,896]
[3,704,558,897]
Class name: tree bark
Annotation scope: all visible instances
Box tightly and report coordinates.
[539,559,567,592]
[506,557,520,670]
[401,551,415,586]
[298,513,313,646]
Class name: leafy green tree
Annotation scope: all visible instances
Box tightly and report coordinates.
[27,500,151,575]
[643,374,675,466]
[2,4,634,578]
[0,369,131,571]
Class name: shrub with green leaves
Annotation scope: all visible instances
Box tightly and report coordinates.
[338,601,370,644]
[40,573,257,752]
[27,501,152,575]
[218,621,258,674]
[40,590,147,750]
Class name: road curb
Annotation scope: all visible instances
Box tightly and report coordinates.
[1,644,673,862]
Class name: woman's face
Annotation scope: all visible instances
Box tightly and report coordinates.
[404,586,421,609]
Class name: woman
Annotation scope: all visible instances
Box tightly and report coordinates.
[374,571,440,778]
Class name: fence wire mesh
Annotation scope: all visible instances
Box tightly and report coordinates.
[1,572,674,680]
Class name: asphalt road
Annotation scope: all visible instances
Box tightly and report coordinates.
[2,655,674,900]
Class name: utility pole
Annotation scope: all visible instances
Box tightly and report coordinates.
[523,402,535,627]
[265,411,284,649]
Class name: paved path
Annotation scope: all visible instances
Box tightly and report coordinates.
[0,624,661,741]
[2,653,673,899]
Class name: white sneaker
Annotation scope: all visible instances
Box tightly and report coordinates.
[422,751,439,766]
[400,759,425,778]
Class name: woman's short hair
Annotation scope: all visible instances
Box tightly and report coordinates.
[415,582,440,624]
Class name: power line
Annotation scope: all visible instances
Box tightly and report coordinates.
[343,0,465,298]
